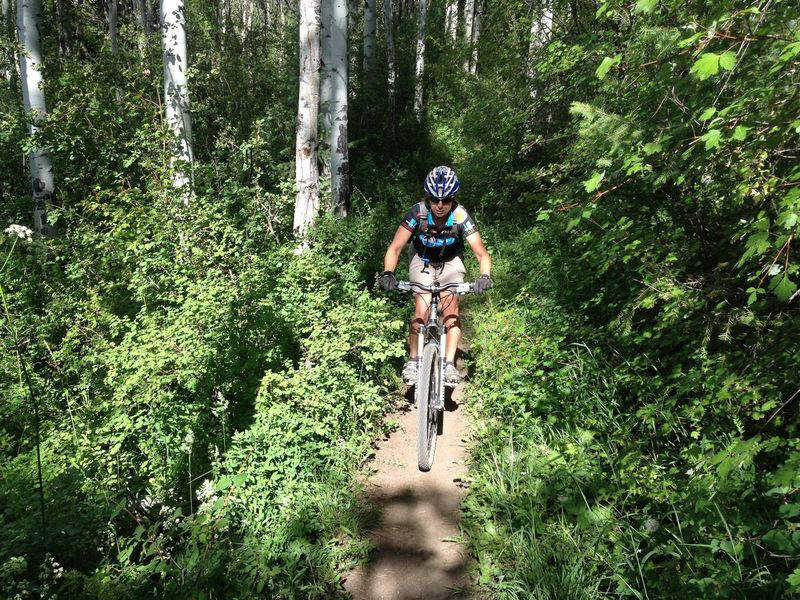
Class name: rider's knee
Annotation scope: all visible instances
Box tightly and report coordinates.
[443,314,462,330]
[409,317,424,334]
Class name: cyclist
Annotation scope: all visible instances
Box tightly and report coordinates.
[377,166,493,386]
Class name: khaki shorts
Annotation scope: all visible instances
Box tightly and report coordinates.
[409,253,466,287]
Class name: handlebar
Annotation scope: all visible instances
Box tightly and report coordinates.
[396,281,474,295]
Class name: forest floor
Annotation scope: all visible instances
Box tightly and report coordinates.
[343,355,476,599]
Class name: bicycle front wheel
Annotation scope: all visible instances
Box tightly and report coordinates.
[417,342,440,471]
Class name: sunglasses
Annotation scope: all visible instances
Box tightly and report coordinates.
[430,197,454,205]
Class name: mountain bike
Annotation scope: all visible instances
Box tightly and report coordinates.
[396,280,475,471]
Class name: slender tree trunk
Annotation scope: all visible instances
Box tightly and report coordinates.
[469,0,480,74]
[2,0,12,82]
[462,0,474,72]
[329,0,349,217]
[107,0,119,55]
[161,0,194,195]
[55,0,70,56]
[527,0,553,97]
[239,0,254,47]
[383,0,395,123]
[444,0,456,42]
[17,0,55,237]
[413,0,426,116]
[320,0,333,178]
[362,0,376,97]
[133,0,151,53]
[294,0,321,237]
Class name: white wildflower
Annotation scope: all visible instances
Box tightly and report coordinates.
[181,429,194,452]
[196,479,216,503]
[211,390,229,418]
[4,224,33,242]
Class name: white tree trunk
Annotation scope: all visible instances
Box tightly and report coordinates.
[469,0,480,74]
[239,0,254,46]
[413,0,426,116]
[383,0,395,120]
[462,0,474,72]
[17,0,55,237]
[2,0,11,81]
[107,0,119,55]
[527,0,553,97]
[294,0,321,237]
[362,0,375,94]
[444,0,457,42]
[320,0,333,180]
[161,0,194,195]
[329,0,349,217]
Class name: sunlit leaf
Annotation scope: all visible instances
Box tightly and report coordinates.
[702,129,722,149]
[691,53,720,80]
[583,171,605,193]
[596,55,621,79]
[719,51,737,70]
[698,107,716,121]
[634,0,658,14]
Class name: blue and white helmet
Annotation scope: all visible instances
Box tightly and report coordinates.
[423,166,460,199]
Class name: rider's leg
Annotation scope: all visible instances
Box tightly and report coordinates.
[408,293,431,358]
[442,294,460,363]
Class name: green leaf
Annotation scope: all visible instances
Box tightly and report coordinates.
[698,107,717,121]
[702,129,722,150]
[642,141,662,155]
[789,566,800,591]
[215,476,233,491]
[536,210,551,222]
[634,0,657,13]
[772,275,797,302]
[691,53,720,80]
[732,125,750,141]
[719,51,737,71]
[583,171,605,193]
[596,55,621,80]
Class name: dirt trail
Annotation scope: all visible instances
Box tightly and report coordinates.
[343,380,474,600]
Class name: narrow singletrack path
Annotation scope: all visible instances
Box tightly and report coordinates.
[344,374,474,599]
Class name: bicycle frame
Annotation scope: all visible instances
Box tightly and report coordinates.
[396,280,473,470]
[398,281,472,405]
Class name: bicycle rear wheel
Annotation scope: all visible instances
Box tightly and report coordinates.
[417,342,440,471]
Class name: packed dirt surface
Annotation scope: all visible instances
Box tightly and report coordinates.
[343,382,475,599]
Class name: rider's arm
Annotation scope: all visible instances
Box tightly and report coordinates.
[466,231,492,276]
[383,225,413,273]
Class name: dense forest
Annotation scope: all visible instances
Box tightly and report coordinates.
[1,0,798,597]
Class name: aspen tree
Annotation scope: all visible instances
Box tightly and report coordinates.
[362,0,376,95]
[469,0,480,74]
[107,0,119,55]
[383,0,395,122]
[462,0,474,72]
[17,0,55,237]
[413,0,426,116]
[161,0,194,196]
[294,0,321,237]
[133,0,151,54]
[527,0,553,98]
[2,0,11,82]
[445,0,457,42]
[328,0,349,217]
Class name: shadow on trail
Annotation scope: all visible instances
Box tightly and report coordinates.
[348,485,472,600]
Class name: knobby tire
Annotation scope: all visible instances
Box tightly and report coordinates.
[417,343,440,471]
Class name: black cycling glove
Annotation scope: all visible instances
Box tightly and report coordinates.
[474,274,493,293]
[377,271,398,291]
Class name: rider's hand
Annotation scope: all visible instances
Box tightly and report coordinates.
[474,274,493,294]
[377,271,398,291]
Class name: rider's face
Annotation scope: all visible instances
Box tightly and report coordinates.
[429,197,454,218]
